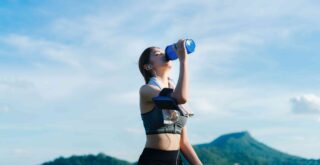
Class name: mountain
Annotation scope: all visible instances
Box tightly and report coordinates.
[179,131,320,165]
[42,152,132,165]
[42,131,320,165]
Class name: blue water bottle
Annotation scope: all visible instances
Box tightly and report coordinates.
[165,39,196,61]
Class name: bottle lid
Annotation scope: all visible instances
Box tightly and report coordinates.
[186,39,196,54]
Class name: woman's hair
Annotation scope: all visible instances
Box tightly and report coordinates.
[138,46,158,84]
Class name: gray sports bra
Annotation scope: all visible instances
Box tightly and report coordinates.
[141,77,188,135]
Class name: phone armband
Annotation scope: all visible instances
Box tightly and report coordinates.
[152,88,179,110]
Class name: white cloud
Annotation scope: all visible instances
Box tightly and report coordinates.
[12,148,31,156]
[1,34,82,68]
[105,90,139,106]
[188,82,293,118]
[0,104,11,113]
[0,77,35,90]
[290,94,320,114]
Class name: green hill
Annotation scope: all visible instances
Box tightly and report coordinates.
[42,131,320,165]
[182,131,320,165]
[42,152,132,165]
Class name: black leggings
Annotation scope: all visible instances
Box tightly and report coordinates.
[138,147,184,165]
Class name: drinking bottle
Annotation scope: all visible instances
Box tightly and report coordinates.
[165,39,196,61]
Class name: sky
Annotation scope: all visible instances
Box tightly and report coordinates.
[0,0,320,164]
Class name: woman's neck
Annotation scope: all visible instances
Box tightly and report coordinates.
[155,72,170,88]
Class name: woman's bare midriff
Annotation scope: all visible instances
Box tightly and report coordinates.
[145,133,181,150]
[140,98,181,151]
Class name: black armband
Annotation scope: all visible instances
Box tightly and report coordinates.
[152,88,180,110]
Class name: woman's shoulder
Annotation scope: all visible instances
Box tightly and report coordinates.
[139,84,161,95]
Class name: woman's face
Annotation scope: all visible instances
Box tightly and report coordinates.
[149,47,172,71]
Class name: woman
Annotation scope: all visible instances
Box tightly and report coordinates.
[137,39,202,165]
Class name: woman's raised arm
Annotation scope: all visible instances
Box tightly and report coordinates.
[172,39,189,104]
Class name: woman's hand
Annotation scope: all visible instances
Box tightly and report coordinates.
[174,39,188,62]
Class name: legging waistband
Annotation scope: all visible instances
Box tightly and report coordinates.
[140,147,180,160]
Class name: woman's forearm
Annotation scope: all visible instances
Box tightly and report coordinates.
[180,140,202,165]
[172,58,189,103]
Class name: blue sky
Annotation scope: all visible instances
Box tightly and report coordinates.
[1,0,320,164]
